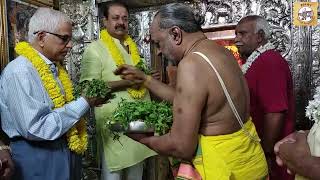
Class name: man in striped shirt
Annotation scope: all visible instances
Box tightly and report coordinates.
[0,8,106,180]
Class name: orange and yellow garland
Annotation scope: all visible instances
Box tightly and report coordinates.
[100,29,146,99]
[224,45,243,66]
[15,42,88,155]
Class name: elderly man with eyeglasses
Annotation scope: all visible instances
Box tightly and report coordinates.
[0,8,107,180]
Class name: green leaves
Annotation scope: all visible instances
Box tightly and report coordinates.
[135,60,151,75]
[110,99,173,135]
[73,79,115,99]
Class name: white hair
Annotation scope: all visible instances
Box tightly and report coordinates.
[254,16,271,39]
[241,15,271,39]
[28,8,72,43]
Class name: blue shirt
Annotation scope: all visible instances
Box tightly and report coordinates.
[0,54,89,140]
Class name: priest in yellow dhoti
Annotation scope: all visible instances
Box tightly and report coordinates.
[114,3,268,180]
[80,1,156,180]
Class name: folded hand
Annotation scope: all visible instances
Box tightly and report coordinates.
[274,132,298,167]
[275,131,310,175]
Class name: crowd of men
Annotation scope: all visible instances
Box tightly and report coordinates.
[0,1,318,180]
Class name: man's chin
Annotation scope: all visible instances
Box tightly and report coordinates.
[236,46,242,53]
[164,56,176,63]
[115,31,127,36]
[236,49,245,58]
[54,56,66,63]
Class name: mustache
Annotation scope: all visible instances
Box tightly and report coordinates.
[115,25,126,30]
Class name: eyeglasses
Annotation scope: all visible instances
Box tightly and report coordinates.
[33,31,72,44]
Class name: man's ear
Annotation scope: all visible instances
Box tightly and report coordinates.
[257,29,266,43]
[103,17,108,28]
[37,31,46,47]
[169,26,182,45]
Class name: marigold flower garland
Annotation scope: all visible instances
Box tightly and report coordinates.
[224,45,243,66]
[15,42,87,155]
[100,29,146,99]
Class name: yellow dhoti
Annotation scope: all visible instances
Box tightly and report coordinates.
[192,119,268,180]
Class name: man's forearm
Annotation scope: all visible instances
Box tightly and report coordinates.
[144,77,175,103]
[107,80,133,92]
[142,134,193,160]
[291,156,320,179]
[142,135,176,156]
[263,113,285,154]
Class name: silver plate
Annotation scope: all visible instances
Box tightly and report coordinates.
[128,121,154,132]
[109,120,154,133]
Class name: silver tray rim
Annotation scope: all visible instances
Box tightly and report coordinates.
[109,120,154,133]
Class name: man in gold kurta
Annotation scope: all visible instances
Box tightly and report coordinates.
[80,1,156,180]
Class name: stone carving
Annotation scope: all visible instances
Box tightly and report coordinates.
[260,0,291,58]
[129,10,157,67]
[206,1,234,24]
[60,0,98,83]
[312,22,320,88]
[190,0,292,59]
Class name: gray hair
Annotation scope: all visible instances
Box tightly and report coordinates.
[28,8,72,43]
[240,15,271,39]
[155,3,203,33]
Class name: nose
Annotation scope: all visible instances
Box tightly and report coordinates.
[234,33,241,43]
[65,40,72,48]
[234,35,240,43]
[118,19,126,25]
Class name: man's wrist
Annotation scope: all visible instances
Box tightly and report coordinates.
[143,75,152,86]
